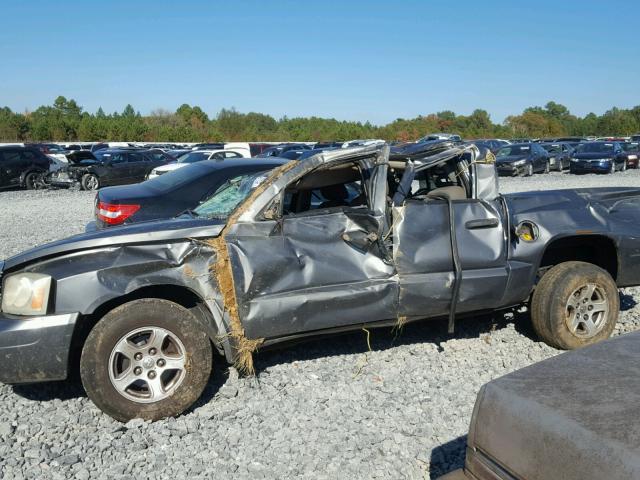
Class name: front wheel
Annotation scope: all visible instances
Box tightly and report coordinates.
[621,160,627,172]
[523,163,533,177]
[609,161,616,174]
[81,173,100,190]
[543,161,550,174]
[80,299,213,422]
[530,261,619,350]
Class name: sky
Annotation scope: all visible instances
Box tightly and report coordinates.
[1,0,638,125]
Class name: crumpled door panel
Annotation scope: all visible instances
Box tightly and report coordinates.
[226,210,397,339]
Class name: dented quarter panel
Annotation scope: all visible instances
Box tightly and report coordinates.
[504,187,640,288]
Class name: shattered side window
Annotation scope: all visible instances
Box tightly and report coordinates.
[194,171,269,219]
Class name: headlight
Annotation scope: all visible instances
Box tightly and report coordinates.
[1,273,52,315]
[513,159,527,166]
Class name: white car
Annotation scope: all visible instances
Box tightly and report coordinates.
[147,149,248,179]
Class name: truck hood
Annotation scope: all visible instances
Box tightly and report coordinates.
[3,217,226,272]
[467,331,640,480]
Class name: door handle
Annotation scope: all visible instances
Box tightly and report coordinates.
[465,218,499,229]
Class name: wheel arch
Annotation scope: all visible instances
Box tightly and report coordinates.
[68,284,233,376]
[19,167,46,187]
[537,234,618,281]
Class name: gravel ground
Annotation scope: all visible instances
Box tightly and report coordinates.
[0,170,639,480]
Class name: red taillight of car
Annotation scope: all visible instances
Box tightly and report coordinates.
[96,201,141,225]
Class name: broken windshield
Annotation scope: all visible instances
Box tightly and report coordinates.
[194,171,269,219]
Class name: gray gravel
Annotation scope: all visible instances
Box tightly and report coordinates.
[0,170,639,479]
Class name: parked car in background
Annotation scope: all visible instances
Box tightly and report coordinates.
[192,142,225,150]
[279,149,310,160]
[341,139,386,148]
[223,142,251,157]
[49,148,172,190]
[555,136,588,143]
[148,149,249,179]
[495,143,550,176]
[540,142,574,171]
[621,142,640,169]
[93,158,285,228]
[0,145,52,190]
[313,141,344,149]
[631,134,640,142]
[65,143,109,152]
[472,139,510,154]
[441,331,640,480]
[256,143,311,157]
[569,142,627,174]
[248,143,275,157]
[25,143,70,171]
[417,133,462,142]
[161,148,191,159]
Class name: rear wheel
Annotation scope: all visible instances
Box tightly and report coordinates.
[621,160,627,172]
[556,159,563,171]
[81,173,100,190]
[531,261,618,350]
[24,171,40,190]
[80,299,213,422]
[609,161,616,174]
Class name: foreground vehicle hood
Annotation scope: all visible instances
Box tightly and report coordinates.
[3,218,225,271]
[465,331,640,480]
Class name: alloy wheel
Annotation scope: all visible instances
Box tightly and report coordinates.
[564,283,609,338]
[108,326,187,403]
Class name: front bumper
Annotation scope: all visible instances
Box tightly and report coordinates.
[569,160,612,173]
[496,163,524,176]
[48,171,78,188]
[0,312,78,384]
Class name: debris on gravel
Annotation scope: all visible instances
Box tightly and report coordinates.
[0,171,639,479]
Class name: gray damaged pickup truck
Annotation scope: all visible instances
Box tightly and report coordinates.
[1,143,640,421]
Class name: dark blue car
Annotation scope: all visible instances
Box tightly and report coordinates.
[569,142,628,174]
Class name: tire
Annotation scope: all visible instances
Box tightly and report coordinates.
[555,159,563,172]
[80,299,213,422]
[609,162,615,174]
[543,161,550,174]
[524,163,533,177]
[621,161,627,172]
[24,171,40,190]
[81,173,100,191]
[531,261,619,350]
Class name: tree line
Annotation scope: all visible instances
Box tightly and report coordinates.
[1,96,639,143]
